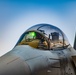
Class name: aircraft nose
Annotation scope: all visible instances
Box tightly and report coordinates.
[0,54,31,75]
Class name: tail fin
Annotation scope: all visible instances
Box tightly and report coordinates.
[74,33,76,50]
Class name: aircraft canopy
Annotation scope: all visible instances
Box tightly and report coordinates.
[17,24,69,50]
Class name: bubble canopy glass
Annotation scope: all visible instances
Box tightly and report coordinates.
[16,24,69,50]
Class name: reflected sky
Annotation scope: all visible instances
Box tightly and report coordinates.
[0,0,76,56]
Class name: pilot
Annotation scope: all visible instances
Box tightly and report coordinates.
[48,38,51,49]
[40,37,45,43]
[38,37,48,49]
[48,38,53,50]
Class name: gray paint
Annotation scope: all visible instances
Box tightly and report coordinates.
[0,45,76,75]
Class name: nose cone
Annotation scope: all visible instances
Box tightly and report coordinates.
[0,53,31,75]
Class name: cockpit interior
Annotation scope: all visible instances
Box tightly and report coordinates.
[17,24,69,50]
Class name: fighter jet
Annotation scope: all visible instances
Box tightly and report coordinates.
[0,24,76,75]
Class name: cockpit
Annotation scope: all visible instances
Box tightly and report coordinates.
[16,24,69,50]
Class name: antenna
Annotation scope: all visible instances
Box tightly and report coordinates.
[74,32,76,50]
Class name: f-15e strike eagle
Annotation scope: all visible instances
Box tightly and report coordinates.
[0,24,76,75]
